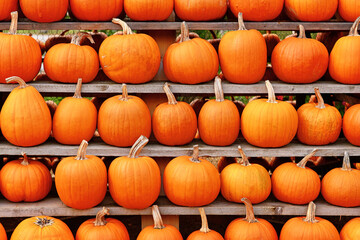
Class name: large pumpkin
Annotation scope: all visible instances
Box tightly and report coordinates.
[219,13,267,84]
[109,136,161,209]
[70,0,123,21]
[55,140,107,209]
[297,88,342,145]
[99,19,160,84]
[198,77,240,146]
[0,223,5,240]
[98,84,151,147]
[221,147,271,204]
[322,152,360,207]
[163,22,219,84]
[339,0,360,22]
[284,0,338,21]
[0,12,42,83]
[187,208,224,240]
[153,83,197,146]
[0,0,17,21]
[341,218,360,240]
[0,152,52,202]
[241,81,298,148]
[20,0,68,22]
[125,0,173,21]
[343,104,360,146]
[76,207,130,240]
[280,202,340,240]
[164,145,220,207]
[229,0,284,21]
[1,76,51,147]
[272,25,329,84]
[175,0,227,21]
[329,17,360,84]
[53,79,97,145]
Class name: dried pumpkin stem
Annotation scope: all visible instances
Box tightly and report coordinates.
[94,207,109,226]
[163,83,177,105]
[34,217,55,228]
[191,145,201,163]
[9,11,18,35]
[5,76,28,89]
[21,152,29,166]
[349,16,360,36]
[241,198,258,223]
[265,80,277,103]
[75,140,88,160]
[314,88,325,109]
[304,201,319,223]
[112,18,133,35]
[237,13,247,31]
[214,76,224,102]
[342,151,352,171]
[71,32,95,46]
[297,149,318,168]
[298,25,307,39]
[152,205,165,229]
[128,135,149,158]
[119,84,129,101]
[238,146,251,166]
[73,78,83,99]
[266,30,271,35]
[180,21,190,42]
[199,208,210,233]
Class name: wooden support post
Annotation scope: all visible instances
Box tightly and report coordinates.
[141,215,180,229]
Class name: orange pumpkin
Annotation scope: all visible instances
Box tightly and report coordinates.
[76,207,130,240]
[0,152,52,202]
[316,31,348,54]
[198,77,240,146]
[0,0,17,21]
[221,147,271,204]
[329,17,360,84]
[284,0,338,21]
[343,104,360,146]
[229,0,284,21]
[125,0,173,21]
[175,0,227,21]
[163,22,219,84]
[20,0,68,22]
[109,136,161,209]
[153,83,197,146]
[341,218,360,240]
[140,93,168,116]
[272,149,321,205]
[217,157,237,173]
[187,208,224,240]
[70,0,123,21]
[322,152,360,207]
[98,84,151,147]
[0,12,42,83]
[241,81,298,148]
[219,13,267,84]
[339,0,360,22]
[280,202,340,240]
[0,223,6,240]
[99,19,160,84]
[1,76,51,147]
[55,140,107,209]
[225,198,278,240]
[164,145,220,207]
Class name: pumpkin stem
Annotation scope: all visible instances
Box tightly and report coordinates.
[265,80,277,103]
[9,11,18,35]
[71,32,95,46]
[152,205,165,229]
[128,135,149,158]
[34,217,55,228]
[60,30,70,36]
[349,16,360,36]
[342,151,352,171]
[191,145,201,163]
[238,146,251,166]
[266,30,271,34]
[214,76,224,102]
[199,208,211,233]
[163,83,177,105]
[180,21,190,42]
[119,84,129,101]
[237,12,247,31]
[297,149,318,168]
[314,88,325,109]
[75,140,88,160]
[304,201,319,223]
[298,25,307,39]
[21,152,29,166]
[112,18,133,35]
[73,78,83,99]
[5,76,28,89]
[241,198,258,223]
[93,207,109,226]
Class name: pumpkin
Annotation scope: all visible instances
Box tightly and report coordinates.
[0,152,52,202]
[109,135,161,209]
[55,140,107,209]
[187,208,224,240]
[163,22,219,84]
[140,93,168,116]
[45,30,72,52]
[98,84,151,147]
[219,13,267,84]
[153,83,197,146]
[0,223,5,240]
[229,0,284,21]
[137,205,183,240]
[76,207,130,240]
[0,12,42,83]
[44,32,99,83]
[263,31,280,61]
[1,76,51,147]
[20,0,68,22]
[329,17,360,84]
[343,104,360,146]
[341,218,360,240]
[279,202,340,240]
[339,0,360,22]
[284,0,338,21]
[241,81,298,148]
[70,0,123,21]
[198,77,240,146]
[79,30,107,53]
[175,0,227,21]
[225,198,278,240]
[125,0,173,21]
[272,25,329,84]
[0,0,17,21]
[297,87,342,145]
[322,152,360,207]
[316,31,348,53]
[53,79,97,145]
[164,145,220,207]
[272,149,320,205]
[217,157,237,173]
[11,216,74,240]
[221,147,271,204]
[99,19,160,84]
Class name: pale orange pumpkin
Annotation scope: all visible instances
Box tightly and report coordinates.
[187,208,224,240]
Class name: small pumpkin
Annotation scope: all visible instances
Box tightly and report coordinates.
[339,0,360,22]
[0,223,6,240]
[140,93,168,116]
[341,218,360,240]
[44,30,72,52]
[175,0,227,21]
[217,157,237,173]
[343,104,360,146]
[125,0,173,21]
[79,30,107,53]
[316,31,347,53]
[20,0,68,22]
[229,0,284,21]
[70,0,123,21]
[284,0,338,21]
[187,208,224,240]
[0,0,17,21]
[263,31,280,61]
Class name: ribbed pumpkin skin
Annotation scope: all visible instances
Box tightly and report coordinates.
[188,231,223,240]
[0,158,52,202]
[0,0,17,21]
[271,37,329,83]
[0,223,6,240]
[284,0,338,21]
[225,218,278,240]
[70,0,123,21]
[229,0,284,21]
[341,218,360,240]
[175,0,227,21]
[44,44,99,83]
[20,0,68,22]
[10,216,74,240]
[343,105,360,146]
[125,0,173,21]
[137,224,183,240]
[99,34,160,84]
[339,0,360,22]
[76,218,130,240]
